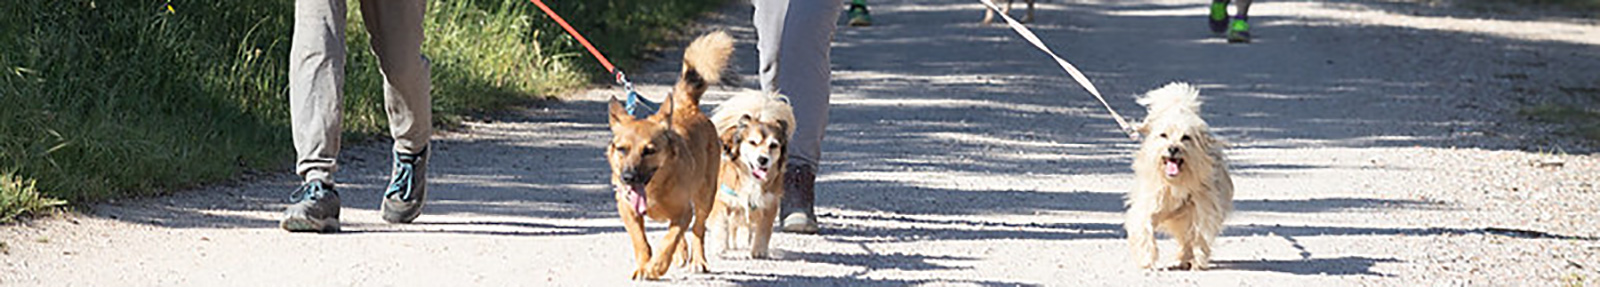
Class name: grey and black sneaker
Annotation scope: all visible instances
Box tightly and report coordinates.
[282,180,340,233]
[779,164,819,234]
[381,147,429,223]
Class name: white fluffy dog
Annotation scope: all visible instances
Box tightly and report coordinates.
[1125,82,1234,270]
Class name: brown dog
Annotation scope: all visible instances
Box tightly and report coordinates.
[605,31,732,280]
[709,92,794,259]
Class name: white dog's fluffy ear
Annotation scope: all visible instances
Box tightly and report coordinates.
[1137,82,1202,115]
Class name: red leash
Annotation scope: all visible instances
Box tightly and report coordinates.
[527,0,626,85]
[529,0,661,117]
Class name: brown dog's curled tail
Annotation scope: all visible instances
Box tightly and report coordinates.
[672,31,735,109]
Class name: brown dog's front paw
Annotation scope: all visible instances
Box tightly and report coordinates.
[686,260,710,273]
[630,266,661,281]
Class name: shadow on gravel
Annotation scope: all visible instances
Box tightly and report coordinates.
[717,270,1040,287]
[821,179,1435,215]
[821,0,1600,157]
[1213,256,1401,276]
[777,249,977,272]
[338,221,624,237]
[814,213,1529,243]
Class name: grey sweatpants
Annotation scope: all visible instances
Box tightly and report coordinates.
[289,0,432,184]
[752,0,842,169]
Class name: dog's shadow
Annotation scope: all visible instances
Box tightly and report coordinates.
[706,249,1042,287]
[1206,256,1401,276]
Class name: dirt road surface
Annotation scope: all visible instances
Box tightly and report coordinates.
[4,0,1599,286]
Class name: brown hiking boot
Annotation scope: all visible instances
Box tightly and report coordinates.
[779,164,819,234]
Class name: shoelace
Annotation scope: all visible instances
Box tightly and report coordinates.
[385,151,423,201]
[289,181,329,202]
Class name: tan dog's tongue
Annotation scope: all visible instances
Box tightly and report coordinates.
[753,168,768,180]
[626,184,647,216]
[1164,160,1181,177]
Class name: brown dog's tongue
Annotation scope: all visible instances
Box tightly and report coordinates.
[1164,160,1181,177]
[622,184,647,216]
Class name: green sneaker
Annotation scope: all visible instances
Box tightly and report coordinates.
[1227,18,1251,43]
[847,2,872,27]
[281,180,340,233]
[381,148,429,223]
[1208,1,1229,34]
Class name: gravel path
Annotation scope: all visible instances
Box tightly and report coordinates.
[4,0,1599,286]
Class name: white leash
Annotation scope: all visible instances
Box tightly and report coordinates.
[978,0,1139,140]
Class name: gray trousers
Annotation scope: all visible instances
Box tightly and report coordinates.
[753,0,841,169]
[289,0,432,184]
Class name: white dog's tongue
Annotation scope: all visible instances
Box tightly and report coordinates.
[753,167,768,180]
[1164,160,1181,177]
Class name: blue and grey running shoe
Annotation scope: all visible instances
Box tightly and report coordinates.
[381,148,429,223]
[282,180,340,232]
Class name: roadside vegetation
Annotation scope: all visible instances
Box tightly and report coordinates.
[0,0,723,222]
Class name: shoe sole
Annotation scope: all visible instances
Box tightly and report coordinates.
[1227,32,1250,43]
[382,200,425,223]
[281,216,340,233]
[779,214,819,234]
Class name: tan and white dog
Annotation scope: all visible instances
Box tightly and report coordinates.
[1124,82,1234,270]
[708,92,794,259]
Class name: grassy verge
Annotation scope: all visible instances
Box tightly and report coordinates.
[0,0,723,221]
[1520,85,1600,143]
[1522,104,1600,142]
[1457,0,1600,16]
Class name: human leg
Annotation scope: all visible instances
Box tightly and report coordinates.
[359,0,434,223]
[283,0,349,232]
[753,0,842,234]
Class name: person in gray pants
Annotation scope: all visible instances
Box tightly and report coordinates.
[753,0,844,234]
[281,0,433,233]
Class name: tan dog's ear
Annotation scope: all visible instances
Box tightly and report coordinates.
[737,114,754,130]
[720,122,742,158]
[1133,122,1151,138]
[774,119,791,139]
[608,97,632,126]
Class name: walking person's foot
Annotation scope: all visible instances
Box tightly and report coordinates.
[1227,18,1251,43]
[1208,0,1230,34]
[281,180,340,233]
[381,148,429,223]
[779,164,820,234]
[847,1,873,27]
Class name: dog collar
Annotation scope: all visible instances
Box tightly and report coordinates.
[718,184,758,210]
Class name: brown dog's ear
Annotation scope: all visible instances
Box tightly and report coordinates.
[608,97,632,126]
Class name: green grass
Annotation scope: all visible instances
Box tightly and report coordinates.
[1460,0,1600,16]
[1521,85,1600,143]
[0,173,65,223]
[0,0,723,220]
[1523,104,1600,142]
